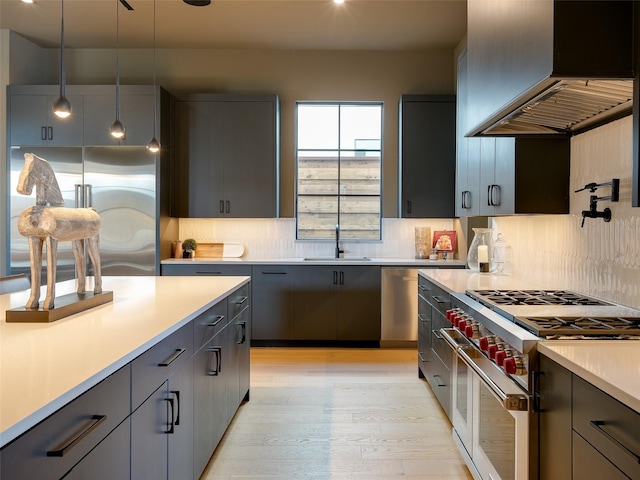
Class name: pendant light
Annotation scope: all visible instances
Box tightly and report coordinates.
[147,0,160,153]
[53,0,71,118]
[110,0,126,139]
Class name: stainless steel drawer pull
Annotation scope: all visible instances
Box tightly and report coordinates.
[432,330,444,340]
[47,415,107,457]
[207,315,224,327]
[235,296,248,305]
[418,313,429,323]
[418,352,429,363]
[589,420,640,463]
[432,295,448,305]
[418,285,430,292]
[158,348,186,367]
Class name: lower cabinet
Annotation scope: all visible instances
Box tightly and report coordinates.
[416,275,453,419]
[251,265,295,341]
[293,265,381,342]
[537,354,640,480]
[0,282,251,480]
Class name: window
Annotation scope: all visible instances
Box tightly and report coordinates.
[295,102,382,240]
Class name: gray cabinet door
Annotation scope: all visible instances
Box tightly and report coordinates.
[9,93,84,146]
[294,266,339,340]
[223,101,278,217]
[337,265,381,341]
[251,266,295,341]
[130,381,169,480]
[84,92,155,146]
[168,356,195,480]
[174,100,225,217]
[399,95,456,218]
[538,354,572,480]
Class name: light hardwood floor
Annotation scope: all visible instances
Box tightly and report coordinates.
[201,347,473,480]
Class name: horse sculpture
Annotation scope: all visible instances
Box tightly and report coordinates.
[16,153,102,310]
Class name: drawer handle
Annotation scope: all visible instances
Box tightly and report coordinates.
[261,271,288,275]
[196,271,223,275]
[433,374,446,387]
[418,352,429,363]
[418,313,430,323]
[432,330,443,340]
[432,295,448,305]
[590,420,640,463]
[171,390,181,426]
[47,415,107,457]
[158,348,186,367]
[235,296,248,305]
[207,315,224,327]
[418,285,431,292]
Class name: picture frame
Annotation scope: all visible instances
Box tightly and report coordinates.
[432,230,456,253]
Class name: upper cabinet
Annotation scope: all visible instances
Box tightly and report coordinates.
[456,49,571,216]
[172,94,280,218]
[466,0,634,137]
[398,95,456,218]
[7,85,167,147]
[9,92,84,146]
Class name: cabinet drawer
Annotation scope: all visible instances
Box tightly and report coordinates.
[162,263,251,276]
[229,283,250,319]
[194,300,227,350]
[425,350,451,417]
[131,321,194,410]
[573,431,629,480]
[0,366,130,480]
[573,375,640,479]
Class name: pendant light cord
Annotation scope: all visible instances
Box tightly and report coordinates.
[115,0,120,121]
[152,0,157,138]
[60,0,66,100]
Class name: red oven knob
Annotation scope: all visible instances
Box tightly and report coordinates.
[446,309,456,321]
[487,343,503,360]
[457,318,467,330]
[503,356,527,376]
[449,312,458,325]
[464,324,473,338]
[494,349,509,366]
[479,336,493,351]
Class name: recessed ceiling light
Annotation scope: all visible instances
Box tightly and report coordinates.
[21,0,35,4]
[334,0,345,4]
[183,0,211,5]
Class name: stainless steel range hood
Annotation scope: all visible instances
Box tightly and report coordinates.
[467,1,635,137]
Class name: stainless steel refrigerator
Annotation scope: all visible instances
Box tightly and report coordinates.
[8,146,159,282]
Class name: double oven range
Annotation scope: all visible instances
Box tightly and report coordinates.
[440,289,640,480]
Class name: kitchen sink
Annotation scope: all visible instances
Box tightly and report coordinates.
[302,257,371,261]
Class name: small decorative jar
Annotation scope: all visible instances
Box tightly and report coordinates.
[491,233,513,276]
[467,228,493,273]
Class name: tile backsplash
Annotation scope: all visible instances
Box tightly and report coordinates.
[179,217,460,260]
[492,116,640,309]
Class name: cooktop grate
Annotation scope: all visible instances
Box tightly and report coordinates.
[466,289,611,306]
[515,316,640,337]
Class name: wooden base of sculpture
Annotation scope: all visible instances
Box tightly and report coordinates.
[6,291,113,323]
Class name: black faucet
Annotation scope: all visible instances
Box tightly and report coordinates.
[335,224,344,258]
[581,195,612,227]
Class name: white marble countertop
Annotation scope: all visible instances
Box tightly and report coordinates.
[417,268,541,292]
[0,275,249,448]
[163,257,467,267]
[538,341,640,413]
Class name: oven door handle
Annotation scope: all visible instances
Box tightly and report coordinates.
[457,346,529,411]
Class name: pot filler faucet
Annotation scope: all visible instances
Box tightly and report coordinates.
[575,178,620,227]
[335,224,344,258]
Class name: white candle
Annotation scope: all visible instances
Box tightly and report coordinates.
[477,245,489,263]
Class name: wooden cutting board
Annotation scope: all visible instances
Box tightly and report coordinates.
[196,242,245,258]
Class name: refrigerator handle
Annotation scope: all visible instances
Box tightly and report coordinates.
[74,184,83,208]
[84,184,93,208]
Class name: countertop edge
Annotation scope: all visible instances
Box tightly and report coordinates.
[538,342,640,413]
[162,257,467,267]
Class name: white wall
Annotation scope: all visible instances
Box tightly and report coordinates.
[492,116,640,309]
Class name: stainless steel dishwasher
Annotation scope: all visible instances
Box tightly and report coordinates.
[380,268,417,347]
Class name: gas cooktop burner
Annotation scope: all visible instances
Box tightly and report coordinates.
[515,316,640,337]
[467,289,611,306]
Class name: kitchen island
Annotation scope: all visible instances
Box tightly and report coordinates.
[1,275,250,480]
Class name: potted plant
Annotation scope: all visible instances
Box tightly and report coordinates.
[182,238,198,258]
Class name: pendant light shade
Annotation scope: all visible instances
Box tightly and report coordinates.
[53,0,72,119]
[147,0,161,153]
[111,0,126,139]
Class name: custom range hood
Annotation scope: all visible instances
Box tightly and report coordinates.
[466,0,635,137]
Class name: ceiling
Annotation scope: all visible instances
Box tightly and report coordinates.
[0,0,467,51]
